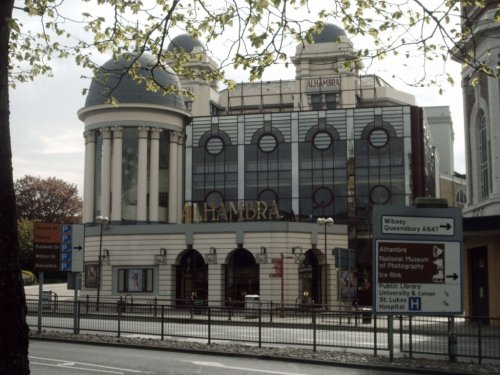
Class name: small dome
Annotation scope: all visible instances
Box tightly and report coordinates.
[167,34,205,53]
[85,53,185,110]
[311,24,347,43]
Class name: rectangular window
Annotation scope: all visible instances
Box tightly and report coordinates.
[479,116,489,199]
[310,94,322,110]
[325,93,338,109]
[210,103,219,116]
[118,268,154,293]
[309,93,339,110]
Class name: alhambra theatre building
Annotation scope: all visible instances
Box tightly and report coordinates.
[78,24,438,307]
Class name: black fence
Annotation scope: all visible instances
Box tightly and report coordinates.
[26,298,500,363]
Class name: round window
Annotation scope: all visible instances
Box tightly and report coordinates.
[313,131,332,151]
[206,136,224,155]
[258,134,277,153]
[369,128,389,148]
[258,189,278,204]
[205,191,224,207]
[369,185,391,205]
[313,187,334,208]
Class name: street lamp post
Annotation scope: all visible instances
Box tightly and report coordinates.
[95,215,109,311]
[317,217,334,308]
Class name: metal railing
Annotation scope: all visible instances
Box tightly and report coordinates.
[26,298,500,363]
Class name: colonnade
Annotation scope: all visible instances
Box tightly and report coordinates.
[83,126,184,224]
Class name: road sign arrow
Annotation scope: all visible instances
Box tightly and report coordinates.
[73,246,82,250]
[439,223,452,230]
[446,273,459,280]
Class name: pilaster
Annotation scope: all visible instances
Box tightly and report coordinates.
[176,133,184,223]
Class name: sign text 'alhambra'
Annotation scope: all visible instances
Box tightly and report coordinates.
[183,200,281,223]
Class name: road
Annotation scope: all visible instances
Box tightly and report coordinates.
[29,340,414,375]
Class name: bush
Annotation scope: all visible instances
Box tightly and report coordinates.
[21,270,37,285]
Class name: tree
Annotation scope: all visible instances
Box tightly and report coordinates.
[14,175,82,271]
[8,1,500,92]
[15,175,83,224]
[1,1,499,373]
[0,1,30,373]
[17,218,34,269]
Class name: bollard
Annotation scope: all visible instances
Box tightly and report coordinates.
[448,317,457,362]
[227,298,232,321]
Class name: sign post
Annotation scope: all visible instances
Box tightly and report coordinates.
[33,223,85,333]
[372,205,463,315]
[33,223,85,273]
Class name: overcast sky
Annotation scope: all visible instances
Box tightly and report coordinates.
[9,3,466,198]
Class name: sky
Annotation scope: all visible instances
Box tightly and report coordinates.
[9,3,466,198]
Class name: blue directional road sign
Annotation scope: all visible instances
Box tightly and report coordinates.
[33,223,85,272]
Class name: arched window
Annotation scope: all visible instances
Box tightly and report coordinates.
[176,249,208,305]
[478,113,490,200]
[354,117,405,231]
[245,126,292,220]
[225,248,259,304]
[191,129,237,217]
[299,123,347,221]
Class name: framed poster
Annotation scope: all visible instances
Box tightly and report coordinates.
[118,268,154,293]
[85,263,99,288]
[127,269,143,292]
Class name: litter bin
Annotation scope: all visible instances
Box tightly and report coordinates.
[245,295,260,319]
[192,299,204,315]
[360,307,372,324]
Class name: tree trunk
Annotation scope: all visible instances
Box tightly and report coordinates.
[0,1,31,373]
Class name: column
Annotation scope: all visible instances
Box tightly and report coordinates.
[100,127,112,219]
[137,127,149,222]
[83,131,96,223]
[488,74,500,197]
[111,127,123,222]
[176,133,184,223]
[291,113,299,216]
[168,131,179,223]
[149,128,161,222]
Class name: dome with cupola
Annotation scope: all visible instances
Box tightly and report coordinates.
[311,23,347,43]
[167,34,205,53]
[85,53,185,110]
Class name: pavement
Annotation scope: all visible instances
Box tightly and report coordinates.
[30,332,500,375]
[24,282,74,300]
[25,283,500,374]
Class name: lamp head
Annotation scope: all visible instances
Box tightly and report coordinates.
[317,217,334,225]
[95,215,109,224]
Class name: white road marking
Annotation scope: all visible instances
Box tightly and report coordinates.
[30,361,124,374]
[30,356,154,374]
[189,361,310,375]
